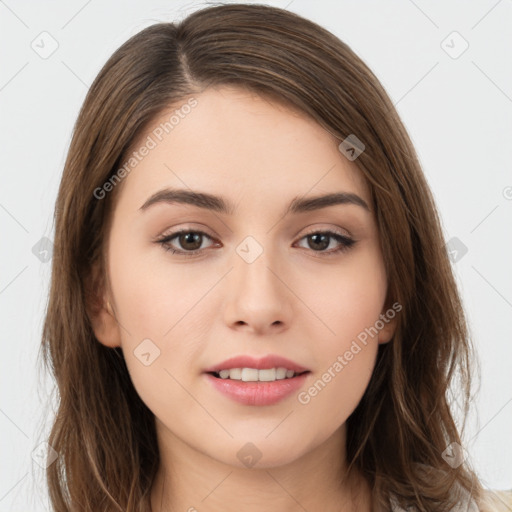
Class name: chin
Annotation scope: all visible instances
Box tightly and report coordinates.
[211,436,308,470]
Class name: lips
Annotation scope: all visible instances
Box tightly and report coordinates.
[204,371,309,406]
[203,354,310,374]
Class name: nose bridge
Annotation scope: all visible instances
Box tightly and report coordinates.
[234,233,282,298]
[223,232,292,331]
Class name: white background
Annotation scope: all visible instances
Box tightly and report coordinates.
[1,0,511,509]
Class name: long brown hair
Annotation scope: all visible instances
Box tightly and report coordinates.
[40,3,487,510]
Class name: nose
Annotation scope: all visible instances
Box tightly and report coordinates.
[223,244,293,335]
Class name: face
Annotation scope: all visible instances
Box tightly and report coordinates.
[91,86,396,469]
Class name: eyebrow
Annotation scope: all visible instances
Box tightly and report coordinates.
[139,188,370,216]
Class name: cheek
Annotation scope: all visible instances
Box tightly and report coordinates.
[301,244,388,342]
[296,293,383,435]
[109,232,213,340]
[292,247,386,422]
[107,238,213,403]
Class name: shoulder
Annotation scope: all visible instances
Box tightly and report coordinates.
[477,489,512,512]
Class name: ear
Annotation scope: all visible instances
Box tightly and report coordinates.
[378,317,396,344]
[84,260,121,348]
[377,301,400,345]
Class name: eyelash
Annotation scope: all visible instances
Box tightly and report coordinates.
[155,228,356,258]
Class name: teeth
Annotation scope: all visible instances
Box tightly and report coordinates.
[256,368,277,381]
[216,367,298,381]
[228,368,242,379]
[276,367,287,379]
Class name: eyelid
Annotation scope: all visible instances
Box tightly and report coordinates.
[156,223,351,242]
[299,224,352,239]
[156,223,216,241]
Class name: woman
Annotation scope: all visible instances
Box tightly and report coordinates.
[39,3,511,511]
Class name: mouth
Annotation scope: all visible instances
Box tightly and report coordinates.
[202,355,311,405]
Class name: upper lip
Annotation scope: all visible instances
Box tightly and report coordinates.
[204,354,310,373]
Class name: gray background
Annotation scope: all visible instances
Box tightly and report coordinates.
[1,0,511,509]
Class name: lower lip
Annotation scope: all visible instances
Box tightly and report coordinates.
[204,372,310,406]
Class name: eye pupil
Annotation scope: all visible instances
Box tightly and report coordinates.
[308,233,329,251]
[180,232,202,250]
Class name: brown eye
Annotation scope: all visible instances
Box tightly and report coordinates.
[156,229,355,258]
[306,233,330,251]
[157,230,215,255]
[177,232,203,251]
[295,230,355,255]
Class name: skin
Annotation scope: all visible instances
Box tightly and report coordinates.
[89,86,397,511]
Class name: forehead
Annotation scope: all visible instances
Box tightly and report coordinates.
[114,86,370,215]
